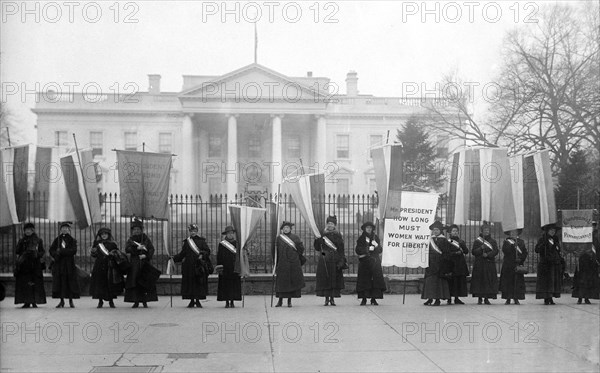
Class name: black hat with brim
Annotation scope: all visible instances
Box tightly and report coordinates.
[222,226,236,235]
[361,221,376,231]
[429,221,445,231]
[23,222,35,230]
[59,221,72,229]
[131,219,143,230]
[542,223,560,231]
[280,221,294,230]
[326,216,337,225]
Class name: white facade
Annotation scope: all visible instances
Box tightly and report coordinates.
[34,63,461,196]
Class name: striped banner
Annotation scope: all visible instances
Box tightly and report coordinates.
[60,149,101,228]
[228,204,266,277]
[447,147,513,225]
[282,173,326,237]
[371,144,403,219]
[522,149,557,229]
[33,146,76,222]
[0,145,29,226]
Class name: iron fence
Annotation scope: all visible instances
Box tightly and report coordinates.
[0,191,598,276]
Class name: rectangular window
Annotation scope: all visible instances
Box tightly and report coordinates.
[90,131,103,157]
[208,135,222,158]
[336,134,350,159]
[124,132,137,151]
[158,132,172,154]
[55,131,68,146]
[287,135,301,158]
[369,134,383,158]
[248,136,261,158]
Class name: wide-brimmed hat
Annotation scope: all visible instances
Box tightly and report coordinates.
[97,227,111,236]
[222,226,236,235]
[542,223,561,231]
[361,221,376,231]
[429,221,444,231]
[23,222,35,230]
[480,221,491,232]
[447,224,460,232]
[188,224,199,231]
[59,221,72,229]
[326,215,337,225]
[280,221,294,230]
[130,218,143,230]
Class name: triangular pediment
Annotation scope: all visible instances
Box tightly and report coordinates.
[180,63,328,102]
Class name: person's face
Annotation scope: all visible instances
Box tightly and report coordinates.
[326,222,336,231]
[365,226,373,234]
[282,226,291,234]
[60,226,70,235]
[482,227,490,236]
[190,229,198,237]
[100,232,109,240]
[132,227,142,236]
[510,229,519,237]
[24,228,34,236]
[451,228,459,236]
[548,228,556,236]
[226,231,235,240]
[432,228,441,236]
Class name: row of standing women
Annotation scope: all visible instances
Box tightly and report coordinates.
[13,218,599,308]
[422,221,600,305]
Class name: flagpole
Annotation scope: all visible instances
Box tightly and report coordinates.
[72,134,96,255]
[271,184,281,307]
[6,127,11,146]
[402,269,407,305]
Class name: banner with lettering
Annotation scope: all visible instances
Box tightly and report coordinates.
[116,150,172,220]
[561,209,594,243]
[381,191,439,268]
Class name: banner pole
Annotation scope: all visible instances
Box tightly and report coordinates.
[271,184,281,307]
[402,269,407,305]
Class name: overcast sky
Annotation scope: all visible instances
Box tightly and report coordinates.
[0,0,579,140]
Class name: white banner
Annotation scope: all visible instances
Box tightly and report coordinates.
[381,192,439,268]
[561,209,594,243]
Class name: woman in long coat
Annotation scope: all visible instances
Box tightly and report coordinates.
[124,219,158,308]
[470,222,499,305]
[217,226,242,308]
[274,221,305,307]
[14,222,46,308]
[571,228,599,304]
[90,227,124,308]
[355,221,386,305]
[446,224,469,304]
[499,229,528,305]
[535,223,565,305]
[49,222,80,308]
[422,220,450,306]
[173,224,212,308]
[314,216,346,306]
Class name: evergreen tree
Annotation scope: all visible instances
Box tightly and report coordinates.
[395,116,443,191]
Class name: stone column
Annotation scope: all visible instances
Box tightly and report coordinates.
[316,115,327,171]
[227,114,238,200]
[181,114,195,195]
[271,114,283,192]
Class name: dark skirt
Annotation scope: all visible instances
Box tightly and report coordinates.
[276,289,302,298]
[124,285,158,303]
[217,275,242,301]
[499,266,526,300]
[536,262,562,299]
[571,268,600,300]
[15,270,46,305]
[421,275,450,300]
[357,289,384,299]
[316,289,341,297]
[448,275,468,297]
[52,272,80,299]
[470,260,498,298]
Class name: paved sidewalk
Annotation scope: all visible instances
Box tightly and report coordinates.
[1,295,598,372]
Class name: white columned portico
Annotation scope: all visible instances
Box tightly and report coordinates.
[227,114,238,200]
[181,114,195,194]
[271,114,283,192]
[316,115,327,171]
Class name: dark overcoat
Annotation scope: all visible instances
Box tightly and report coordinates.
[314,230,345,296]
[173,236,212,300]
[124,233,158,303]
[499,237,528,300]
[14,234,47,305]
[572,245,599,300]
[535,233,564,299]
[275,233,305,297]
[355,232,386,298]
[49,234,80,299]
[217,239,242,301]
[90,239,124,300]
[470,234,499,298]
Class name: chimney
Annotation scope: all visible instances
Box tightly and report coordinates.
[307,71,313,77]
[148,74,161,94]
[346,70,358,97]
